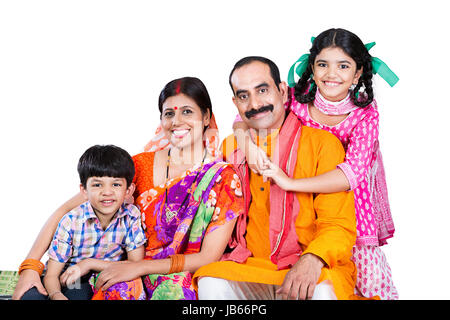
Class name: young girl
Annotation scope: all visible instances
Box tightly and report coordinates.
[233,28,399,299]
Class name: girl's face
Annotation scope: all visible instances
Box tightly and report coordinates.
[161,93,210,151]
[312,46,363,102]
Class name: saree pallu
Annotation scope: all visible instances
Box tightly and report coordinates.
[93,154,243,300]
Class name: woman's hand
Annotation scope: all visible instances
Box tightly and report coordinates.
[94,260,141,291]
[12,269,48,300]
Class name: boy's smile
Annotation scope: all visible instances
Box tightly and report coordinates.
[81,176,132,229]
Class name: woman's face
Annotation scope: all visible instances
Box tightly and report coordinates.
[161,93,210,151]
[312,46,362,102]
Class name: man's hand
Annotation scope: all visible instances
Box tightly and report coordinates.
[276,253,325,300]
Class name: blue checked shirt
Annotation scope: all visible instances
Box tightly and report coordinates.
[48,201,146,266]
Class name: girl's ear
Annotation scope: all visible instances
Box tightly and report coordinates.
[353,67,363,85]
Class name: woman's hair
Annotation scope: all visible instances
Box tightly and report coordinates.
[294,28,374,108]
[77,144,135,188]
[158,77,212,117]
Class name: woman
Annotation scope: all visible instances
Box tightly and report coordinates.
[13,77,243,300]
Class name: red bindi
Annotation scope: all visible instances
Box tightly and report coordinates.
[174,106,178,110]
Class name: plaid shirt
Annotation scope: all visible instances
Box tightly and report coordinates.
[48,201,146,266]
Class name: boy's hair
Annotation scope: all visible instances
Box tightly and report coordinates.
[77,145,135,188]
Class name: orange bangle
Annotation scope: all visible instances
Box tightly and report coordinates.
[19,259,45,276]
[168,254,185,274]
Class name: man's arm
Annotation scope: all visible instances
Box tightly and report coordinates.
[277,130,356,300]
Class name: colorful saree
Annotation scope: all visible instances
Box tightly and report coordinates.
[92,151,244,300]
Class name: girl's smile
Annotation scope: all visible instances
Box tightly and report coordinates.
[312,47,362,102]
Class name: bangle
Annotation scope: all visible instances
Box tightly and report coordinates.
[168,254,185,274]
[48,291,62,300]
[19,259,45,276]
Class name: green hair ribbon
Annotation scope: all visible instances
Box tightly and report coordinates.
[286,39,399,88]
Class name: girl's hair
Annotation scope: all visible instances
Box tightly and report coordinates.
[158,77,212,117]
[294,28,374,108]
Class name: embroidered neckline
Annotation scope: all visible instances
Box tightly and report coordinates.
[314,90,358,115]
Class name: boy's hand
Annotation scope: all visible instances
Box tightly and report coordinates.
[60,259,92,287]
[261,161,292,191]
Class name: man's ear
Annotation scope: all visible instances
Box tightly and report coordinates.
[232,95,238,108]
[79,184,89,200]
[279,81,289,104]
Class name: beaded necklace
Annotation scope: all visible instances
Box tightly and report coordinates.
[161,148,207,223]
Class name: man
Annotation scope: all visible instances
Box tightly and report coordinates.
[192,56,357,300]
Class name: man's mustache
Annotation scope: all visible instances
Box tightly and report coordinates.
[244,105,274,119]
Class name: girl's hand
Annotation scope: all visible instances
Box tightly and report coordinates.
[247,142,270,174]
[60,259,92,287]
[261,161,293,191]
[12,269,48,300]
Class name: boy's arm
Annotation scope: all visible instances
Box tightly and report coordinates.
[43,259,68,300]
[127,246,145,262]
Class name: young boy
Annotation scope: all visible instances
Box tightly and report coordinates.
[42,145,146,300]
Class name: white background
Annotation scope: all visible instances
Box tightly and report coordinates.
[1,0,449,299]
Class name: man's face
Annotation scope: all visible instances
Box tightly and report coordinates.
[231,61,288,132]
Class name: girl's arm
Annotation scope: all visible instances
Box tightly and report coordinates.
[233,117,269,173]
[12,192,85,300]
[261,107,380,194]
[94,218,238,291]
[261,160,350,193]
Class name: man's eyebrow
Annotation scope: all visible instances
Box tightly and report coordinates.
[235,89,248,96]
[255,82,269,89]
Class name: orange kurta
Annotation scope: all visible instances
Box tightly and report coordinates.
[193,125,357,299]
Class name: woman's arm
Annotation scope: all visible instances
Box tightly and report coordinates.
[26,192,85,260]
[12,192,85,300]
[59,246,145,287]
[94,218,238,291]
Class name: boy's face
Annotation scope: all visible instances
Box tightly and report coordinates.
[80,176,132,223]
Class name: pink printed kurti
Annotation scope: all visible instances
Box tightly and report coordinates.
[290,96,394,246]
